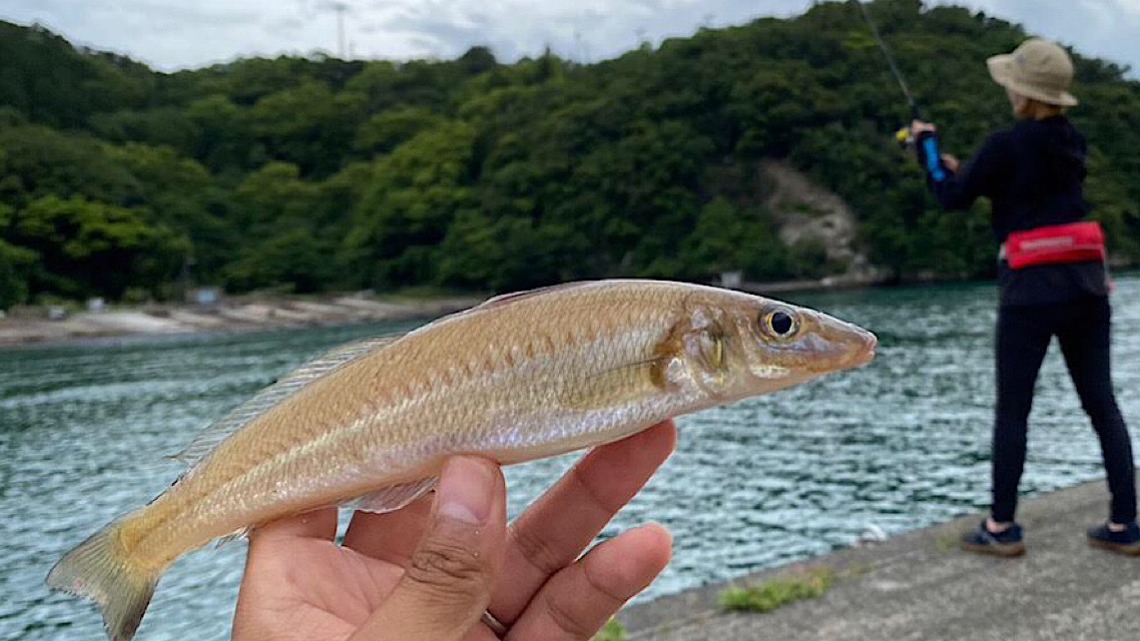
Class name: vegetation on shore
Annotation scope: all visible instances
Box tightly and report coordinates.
[593,618,627,641]
[2,0,1139,310]
[719,567,836,613]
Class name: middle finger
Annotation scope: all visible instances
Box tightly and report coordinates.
[487,420,677,626]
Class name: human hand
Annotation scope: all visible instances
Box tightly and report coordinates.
[231,420,677,641]
[910,119,937,135]
[940,153,960,173]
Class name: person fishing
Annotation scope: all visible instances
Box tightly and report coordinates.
[910,38,1138,556]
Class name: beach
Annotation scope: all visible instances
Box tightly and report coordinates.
[0,294,482,346]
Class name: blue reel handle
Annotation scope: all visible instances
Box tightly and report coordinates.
[923,136,946,182]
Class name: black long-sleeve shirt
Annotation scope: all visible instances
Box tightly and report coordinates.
[917,117,1107,307]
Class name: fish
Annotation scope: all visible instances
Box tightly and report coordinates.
[45,279,876,641]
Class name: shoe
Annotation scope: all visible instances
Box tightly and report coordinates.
[1087,522,1140,556]
[960,520,1026,557]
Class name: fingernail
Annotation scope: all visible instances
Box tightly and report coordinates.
[437,456,495,525]
[644,522,674,547]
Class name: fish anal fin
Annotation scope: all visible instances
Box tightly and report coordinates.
[347,477,438,515]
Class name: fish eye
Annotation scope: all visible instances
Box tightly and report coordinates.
[763,309,797,338]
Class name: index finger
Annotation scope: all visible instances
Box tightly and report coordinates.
[248,506,338,544]
[487,420,677,626]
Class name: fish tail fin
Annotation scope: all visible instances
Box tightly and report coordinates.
[45,521,161,641]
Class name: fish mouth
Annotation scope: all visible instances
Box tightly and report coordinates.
[845,329,878,368]
[810,311,877,371]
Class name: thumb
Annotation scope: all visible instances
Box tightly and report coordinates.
[351,455,507,641]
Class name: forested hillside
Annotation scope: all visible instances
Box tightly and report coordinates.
[2,0,1138,308]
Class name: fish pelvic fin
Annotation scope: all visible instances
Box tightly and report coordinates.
[45,521,162,641]
[215,527,251,549]
[347,477,439,514]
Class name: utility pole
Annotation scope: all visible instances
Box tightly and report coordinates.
[318,1,349,58]
[333,1,347,58]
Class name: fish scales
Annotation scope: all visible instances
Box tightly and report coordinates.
[125,285,681,568]
[47,279,877,641]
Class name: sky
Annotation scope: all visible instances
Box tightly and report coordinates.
[0,0,1137,75]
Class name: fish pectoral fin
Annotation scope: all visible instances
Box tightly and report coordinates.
[559,356,675,411]
[347,477,439,514]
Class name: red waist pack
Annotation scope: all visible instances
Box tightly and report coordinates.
[1004,221,1106,270]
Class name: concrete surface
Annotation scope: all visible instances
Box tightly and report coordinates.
[621,476,1139,641]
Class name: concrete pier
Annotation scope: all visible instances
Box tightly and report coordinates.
[621,476,1139,641]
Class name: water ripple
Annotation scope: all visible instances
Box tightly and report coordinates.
[1,278,1138,640]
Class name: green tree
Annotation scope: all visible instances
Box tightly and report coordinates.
[103,143,234,282]
[246,81,365,176]
[2,2,1140,303]
[0,238,36,309]
[0,201,37,309]
[345,122,478,288]
[0,124,142,207]
[220,162,335,292]
[12,196,188,299]
[354,107,447,157]
[224,228,333,294]
[680,198,790,280]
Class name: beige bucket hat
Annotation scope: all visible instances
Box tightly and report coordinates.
[987,38,1078,107]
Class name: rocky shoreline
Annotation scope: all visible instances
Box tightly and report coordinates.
[0,294,483,347]
[0,274,900,348]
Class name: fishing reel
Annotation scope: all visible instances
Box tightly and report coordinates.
[895,125,915,149]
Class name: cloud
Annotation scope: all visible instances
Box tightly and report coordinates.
[0,0,1137,74]
[5,0,285,68]
[932,0,1140,73]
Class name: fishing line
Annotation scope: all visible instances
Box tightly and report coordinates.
[851,0,921,120]
[852,0,941,172]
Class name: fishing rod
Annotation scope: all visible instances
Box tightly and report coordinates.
[852,0,920,122]
[852,0,945,180]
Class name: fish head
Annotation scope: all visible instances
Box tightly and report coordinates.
[679,291,877,399]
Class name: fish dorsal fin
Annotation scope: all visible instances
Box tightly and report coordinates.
[474,281,592,311]
[397,282,594,340]
[346,477,438,514]
[170,334,402,468]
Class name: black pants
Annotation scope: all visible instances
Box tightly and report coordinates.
[992,296,1137,524]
